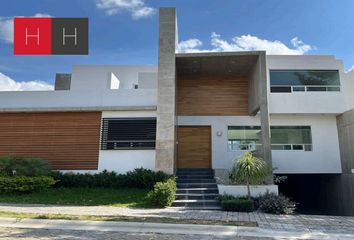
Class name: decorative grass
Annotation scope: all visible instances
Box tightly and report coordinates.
[0,211,257,227]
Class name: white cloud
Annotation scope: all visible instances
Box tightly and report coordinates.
[0,13,51,44]
[177,38,204,53]
[178,32,314,55]
[0,72,53,91]
[0,18,13,43]
[96,0,156,19]
[346,66,354,73]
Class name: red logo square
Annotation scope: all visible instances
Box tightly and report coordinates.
[14,17,52,55]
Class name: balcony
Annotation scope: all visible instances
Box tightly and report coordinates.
[269,90,347,114]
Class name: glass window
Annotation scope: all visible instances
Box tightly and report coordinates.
[270,86,291,93]
[228,126,312,151]
[292,86,305,92]
[227,126,261,151]
[270,126,312,151]
[101,118,156,150]
[270,70,340,93]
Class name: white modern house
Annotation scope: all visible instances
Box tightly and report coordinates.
[0,8,353,214]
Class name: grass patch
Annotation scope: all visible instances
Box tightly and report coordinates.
[0,211,257,227]
[0,188,151,207]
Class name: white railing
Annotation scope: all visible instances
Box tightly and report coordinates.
[271,85,340,93]
[270,144,312,151]
[228,143,312,151]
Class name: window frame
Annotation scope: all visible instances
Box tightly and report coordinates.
[269,69,341,93]
[227,125,313,152]
[100,117,156,150]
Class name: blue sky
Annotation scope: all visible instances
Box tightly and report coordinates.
[0,0,353,90]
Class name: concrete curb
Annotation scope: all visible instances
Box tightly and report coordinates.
[0,217,353,239]
[0,217,239,236]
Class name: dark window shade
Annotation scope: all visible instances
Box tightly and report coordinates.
[270,86,292,93]
[101,118,156,150]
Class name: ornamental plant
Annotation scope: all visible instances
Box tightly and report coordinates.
[229,151,269,199]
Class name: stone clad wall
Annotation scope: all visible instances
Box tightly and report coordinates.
[155,8,177,174]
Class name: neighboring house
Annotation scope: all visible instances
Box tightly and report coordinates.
[0,8,353,214]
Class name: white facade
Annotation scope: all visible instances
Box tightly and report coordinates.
[71,65,157,90]
[218,184,279,197]
[0,56,353,174]
[178,115,342,174]
[264,55,349,174]
[98,111,156,173]
[0,65,158,111]
[176,55,352,174]
[177,116,261,170]
[267,55,353,114]
[0,89,157,111]
[270,115,341,174]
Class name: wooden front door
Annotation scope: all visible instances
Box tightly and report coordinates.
[177,126,211,169]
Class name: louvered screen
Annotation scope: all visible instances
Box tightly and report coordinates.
[101,118,156,150]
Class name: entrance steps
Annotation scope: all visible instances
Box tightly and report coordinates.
[172,169,221,210]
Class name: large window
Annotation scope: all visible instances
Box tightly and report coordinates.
[101,118,156,150]
[227,126,312,151]
[270,126,312,151]
[270,70,340,93]
[228,126,262,151]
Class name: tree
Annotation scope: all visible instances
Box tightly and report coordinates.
[229,152,268,199]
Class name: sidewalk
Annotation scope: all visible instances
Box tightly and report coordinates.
[0,217,354,240]
[0,203,353,235]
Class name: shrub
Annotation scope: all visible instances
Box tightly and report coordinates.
[125,168,171,189]
[0,156,51,177]
[52,168,172,189]
[220,196,255,212]
[147,178,177,207]
[0,176,56,193]
[256,192,296,214]
[0,156,15,176]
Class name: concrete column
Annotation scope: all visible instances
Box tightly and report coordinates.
[336,109,354,174]
[55,73,71,90]
[258,53,273,183]
[155,8,177,174]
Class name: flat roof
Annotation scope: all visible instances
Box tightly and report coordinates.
[176,51,263,75]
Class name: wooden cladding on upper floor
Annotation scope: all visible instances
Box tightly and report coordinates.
[177,74,249,116]
[0,112,101,170]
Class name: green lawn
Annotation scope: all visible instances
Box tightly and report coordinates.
[0,188,151,207]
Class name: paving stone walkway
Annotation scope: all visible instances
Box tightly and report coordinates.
[0,204,353,235]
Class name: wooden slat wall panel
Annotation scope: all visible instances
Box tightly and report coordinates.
[177,126,211,169]
[0,112,101,170]
[177,74,249,116]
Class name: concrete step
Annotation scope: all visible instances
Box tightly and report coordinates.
[174,168,219,210]
[177,171,214,176]
[175,193,219,200]
[177,175,214,180]
[176,188,219,194]
[177,168,213,174]
[170,206,222,210]
[172,199,221,208]
[176,179,216,184]
[177,183,218,188]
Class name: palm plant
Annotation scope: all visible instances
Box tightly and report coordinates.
[230,151,269,199]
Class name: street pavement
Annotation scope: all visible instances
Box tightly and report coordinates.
[0,217,353,240]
